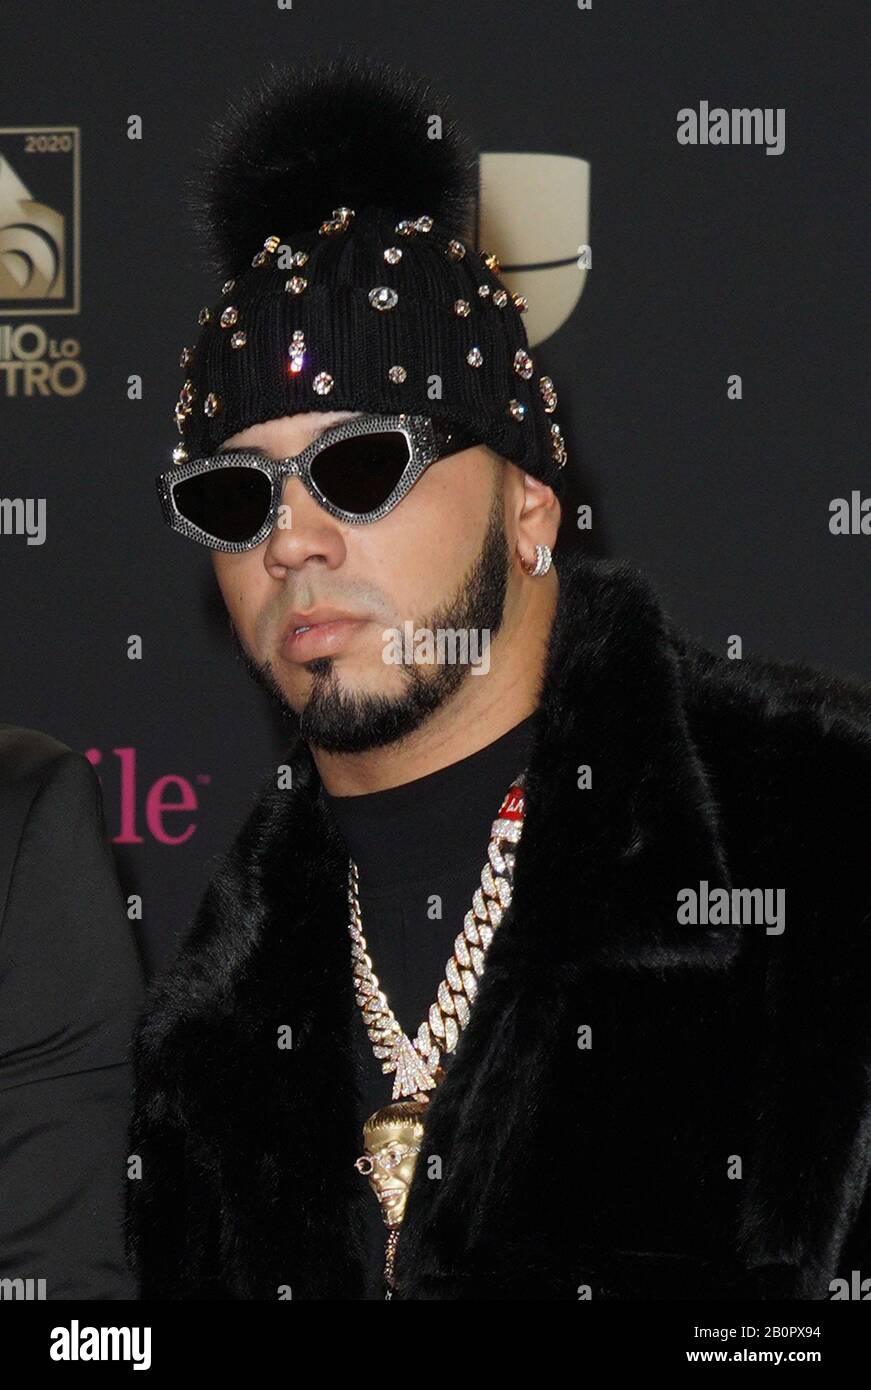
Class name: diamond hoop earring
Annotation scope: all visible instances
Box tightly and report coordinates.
[519,543,553,577]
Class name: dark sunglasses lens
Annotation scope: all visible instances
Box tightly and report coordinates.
[309,431,412,513]
[172,466,272,544]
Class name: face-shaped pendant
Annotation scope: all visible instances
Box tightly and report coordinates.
[355,1100,427,1228]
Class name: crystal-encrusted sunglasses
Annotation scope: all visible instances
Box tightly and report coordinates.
[156,413,480,551]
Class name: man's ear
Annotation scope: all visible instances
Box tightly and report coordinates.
[517,467,561,551]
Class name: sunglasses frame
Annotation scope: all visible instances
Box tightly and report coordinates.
[156,412,480,552]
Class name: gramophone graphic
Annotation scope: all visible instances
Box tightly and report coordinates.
[0,153,66,301]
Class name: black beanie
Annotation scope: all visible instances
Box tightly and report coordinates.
[171,54,567,493]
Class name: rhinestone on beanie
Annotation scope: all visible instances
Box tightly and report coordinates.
[221,279,235,295]
[551,421,567,466]
[446,240,466,261]
[230,331,247,349]
[454,299,471,317]
[369,286,399,311]
[467,347,483,367]
[288,331,305,373]
[313,372,334,394]
[220,306,239,328]
[539,376,558,413]
[179,347,193,368]
[285,277,308,294]
[197,307,211,324]
[514,350,533,379]
[251,235,281,268]
[508,399,527,421]
[492,289,509,308]
[204,392,221,416]
[175,379,195,432]
[388,365,407,383]
[384,247,403,264]
[320,207,355,235]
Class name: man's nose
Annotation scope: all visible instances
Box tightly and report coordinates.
[269,472,328,533]
[260,472,349,572]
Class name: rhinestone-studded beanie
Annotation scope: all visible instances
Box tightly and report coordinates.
[172,54,567,492]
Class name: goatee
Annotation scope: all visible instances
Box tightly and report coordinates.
[230,483,510,754]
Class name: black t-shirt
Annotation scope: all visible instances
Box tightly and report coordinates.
[319,714,537,1298]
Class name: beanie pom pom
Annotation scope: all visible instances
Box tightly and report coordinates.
[185,52,480,280]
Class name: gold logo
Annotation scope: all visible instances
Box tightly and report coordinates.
[0,127,80,315]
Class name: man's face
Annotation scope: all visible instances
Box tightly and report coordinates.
[211,411,514,753]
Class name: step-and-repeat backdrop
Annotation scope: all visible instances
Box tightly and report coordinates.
[1,0,867,975]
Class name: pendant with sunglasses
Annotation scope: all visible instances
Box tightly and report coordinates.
[156,413,480,551]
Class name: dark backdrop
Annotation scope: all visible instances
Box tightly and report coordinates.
[1,0,868,976]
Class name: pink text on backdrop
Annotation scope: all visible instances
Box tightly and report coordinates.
[84,746,211,845]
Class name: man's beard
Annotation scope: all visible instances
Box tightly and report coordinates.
[229,483,511,753]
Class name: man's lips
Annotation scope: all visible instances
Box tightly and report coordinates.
[281,609,366,661]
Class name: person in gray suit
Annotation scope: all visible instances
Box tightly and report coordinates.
[0,725,144,1299]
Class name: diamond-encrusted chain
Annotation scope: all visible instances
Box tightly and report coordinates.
[347,772,527,1101]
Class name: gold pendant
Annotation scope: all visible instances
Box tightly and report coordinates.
[354,1100,428,1296]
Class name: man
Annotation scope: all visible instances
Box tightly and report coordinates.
[0,725,144,1298]
[127,54,871,1300]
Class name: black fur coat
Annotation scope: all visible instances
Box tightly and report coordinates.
[126,548,871,1300]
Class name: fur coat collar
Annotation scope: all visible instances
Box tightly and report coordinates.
[128,547,871,1300]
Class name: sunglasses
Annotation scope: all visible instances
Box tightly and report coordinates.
[156,413,480,551]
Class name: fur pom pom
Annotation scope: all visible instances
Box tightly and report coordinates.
[184,53,480,279]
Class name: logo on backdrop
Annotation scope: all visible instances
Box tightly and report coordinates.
[85,747,211,846]
[0,126,85,398]
[477,152,591,348]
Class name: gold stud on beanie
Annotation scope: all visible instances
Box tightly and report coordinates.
[171,53,567,490]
